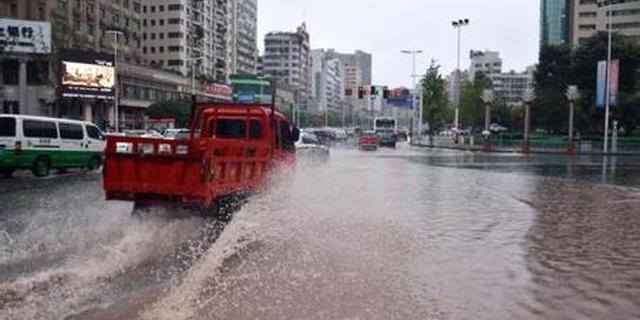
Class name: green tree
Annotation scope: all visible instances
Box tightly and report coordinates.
[533,44,573,133]
[460,71,492,130]
[420,60,452,138]
[572,32,640,135]
[146,99,192,127]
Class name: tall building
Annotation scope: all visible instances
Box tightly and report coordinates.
[230,0,258,75]
[263,23,311,108]
[469,50,502,82]
[541,0,572,46]
[571,0,640,46]
[324,49,372,85]
[310,49,344,112]
[140,0,231,82]
[344,65,363,111]
[491,69,535,107]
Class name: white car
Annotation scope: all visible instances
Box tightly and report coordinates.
[163,129,190,140]
[296,132,330,163]
[489,123,508,133]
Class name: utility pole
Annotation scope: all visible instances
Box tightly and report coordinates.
[401,50,423,142]
[106,30,124,132]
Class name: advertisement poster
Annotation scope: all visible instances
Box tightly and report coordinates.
[60,49,115,99]
[596,60,619,108]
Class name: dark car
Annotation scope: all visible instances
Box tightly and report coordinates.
[377,131,397,148]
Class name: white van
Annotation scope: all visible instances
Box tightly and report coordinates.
[0,115,106,177]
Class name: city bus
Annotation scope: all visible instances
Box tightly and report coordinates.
[229,74,273,104]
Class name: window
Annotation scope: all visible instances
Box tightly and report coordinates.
[168,59,183,66]
[280,120,294,151]
[150,19,156,26]
[2,101,18,114]
[143,5,146,13]
[150,6,155,12]
[2,59,18,85]
[159,46,164,53]
[249,120,262,139]
[59,123,84,140]
[159,5,164,11]
[150,33,156,40]
[168,18,181,25]
[23,120,58,138]
[168,45,182,52]
[86,125,103,140]
[0,118,16,137]
[168,32,183,38]
[27,61,49,85]
[216,119,246,138]
[159,33,164,39]
[142,46,147,54]
[159,19,164,26]
[151,47,155,53]
[168,4,183,11]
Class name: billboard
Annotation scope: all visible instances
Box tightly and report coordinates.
[202,83,232,101]
[0,18,51,54]
[386,88,414,109]
[596,59,619,108]
[60,49,115,99]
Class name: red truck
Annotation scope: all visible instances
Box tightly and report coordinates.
[103,103,298,216]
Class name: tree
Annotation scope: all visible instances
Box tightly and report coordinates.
[420,60,452,138]
[533,44,573,133]
[460,71,492,130]
[146,99,192,127]
[572,32,640,135]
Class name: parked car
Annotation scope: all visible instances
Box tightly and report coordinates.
[358,131,379,151]
[490,123,508,133]
[163,129,190,140]
[295,132,330,163]
[0,115,105,177]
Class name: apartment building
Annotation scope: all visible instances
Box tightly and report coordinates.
[572,0,640,45]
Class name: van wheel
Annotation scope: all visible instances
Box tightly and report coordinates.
[1,169,14,178]
[87,156,102,171]
[32,157,51,177]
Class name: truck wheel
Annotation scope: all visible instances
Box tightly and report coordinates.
[87,156,102,171]
[132,203,151,217]
[32,157,51,177]
[0,169,14,178]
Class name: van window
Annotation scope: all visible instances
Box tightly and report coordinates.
[249,120,262,139]
[216,119,246,138]
[23,120,58,138]
[86,125,104,140]
[0,117,16,137]
[59,123,84,140]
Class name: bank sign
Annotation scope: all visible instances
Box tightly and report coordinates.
[0,19,51,54]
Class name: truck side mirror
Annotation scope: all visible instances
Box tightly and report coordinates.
[292,127,300,142]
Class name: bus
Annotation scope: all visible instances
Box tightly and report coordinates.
[229,74,273,104]
[374,117,398,134]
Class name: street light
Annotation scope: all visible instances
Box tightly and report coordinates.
[482,89,494,152]
[597,0,625,153]
[401,50,423,142]
[522,88,535,154]
[452,18,470,130]
[566,85,580,154]
[106,29,124,132]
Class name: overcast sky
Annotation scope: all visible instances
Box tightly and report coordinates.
[258,0,540,88]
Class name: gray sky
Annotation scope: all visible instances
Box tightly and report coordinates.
[258,0,540,88]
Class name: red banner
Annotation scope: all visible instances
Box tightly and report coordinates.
[201,83,232,101]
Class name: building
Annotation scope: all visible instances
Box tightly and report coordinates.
[344,65,363,111]
[491,69,535,107]
[263,23,311,108]
[541,0,572,46]
[324,49,372,85]
[469,50,502,82]
[310,49,344,113]
[230,0,258,75]
[571,0,640,46]
[256,55,264,76]
[140,0,231,82]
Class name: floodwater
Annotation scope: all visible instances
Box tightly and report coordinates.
[1,145,640,319]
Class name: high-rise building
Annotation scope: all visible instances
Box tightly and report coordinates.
[571,0,640,46]
[230,0,258,75]
[491,69,535,107]
[310,49,344,112]
[140,0,231,82]
[263,23,311,108]
[469,50,502,82]
[324,49,372,85]
[541,0,572,46]
[344,65,363,111]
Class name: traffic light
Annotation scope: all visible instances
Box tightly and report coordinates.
[358,87,364,99]
[345,88,353,96]
[371,85,377,96]
[383,86,390,99]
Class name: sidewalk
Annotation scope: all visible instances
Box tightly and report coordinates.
[411,137,640,157]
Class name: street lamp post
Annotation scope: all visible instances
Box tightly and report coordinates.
[452,18,470,130]
[482,89,494,152]
[401,50,423,142]
[597,0,625,153]
[106,30,124,132]
[566,85,580,154]
[522,89,535,154]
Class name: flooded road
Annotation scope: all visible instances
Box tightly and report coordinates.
[1,145,640,319]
